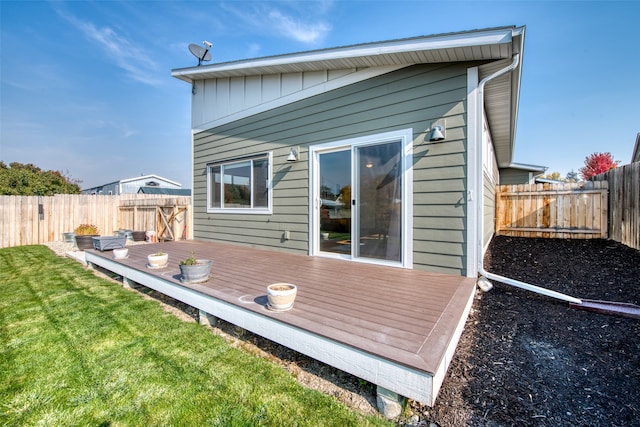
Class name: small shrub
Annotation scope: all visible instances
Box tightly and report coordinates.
[74,224,99,235]
[180,251,198,266]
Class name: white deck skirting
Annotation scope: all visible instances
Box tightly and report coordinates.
[85,251,474,406]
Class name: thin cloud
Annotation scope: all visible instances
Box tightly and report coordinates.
[268,10,331,43]
[57,10,162,86]
[221,2,332,45]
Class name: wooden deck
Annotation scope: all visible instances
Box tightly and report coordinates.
[85,240,476,406]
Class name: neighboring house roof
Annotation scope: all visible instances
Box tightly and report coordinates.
[535,177,565,184]
[633,133,640,163]
[172,26,525,168]
[121,174,181,187]
[137,187,191,196]
[82,174,181,193]
[501,162,547,174]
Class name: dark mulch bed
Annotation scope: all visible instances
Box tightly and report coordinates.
[422,236,640,426]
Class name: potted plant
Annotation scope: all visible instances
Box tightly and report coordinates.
[132,231,146,242]
[147,252,168,268]
[113,247,129,259]
[266,283,297,311]
[179,252,213,284]
[74,224,99,250]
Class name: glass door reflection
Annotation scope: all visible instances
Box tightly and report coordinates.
[318,150,351,255]
[355,141,402,262]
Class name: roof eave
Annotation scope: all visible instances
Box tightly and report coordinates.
[171,26,519,83]
[503,162,547,173]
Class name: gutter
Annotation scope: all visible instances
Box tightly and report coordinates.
[473,53,583,305]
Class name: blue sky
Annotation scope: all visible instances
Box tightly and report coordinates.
[1,1,638,190]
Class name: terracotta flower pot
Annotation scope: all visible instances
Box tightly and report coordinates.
[266,283,297,311]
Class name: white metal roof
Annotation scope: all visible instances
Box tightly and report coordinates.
[172,26,525,165]
[120,174,181,187]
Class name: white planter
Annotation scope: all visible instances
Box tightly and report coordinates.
[147,252,168,268]
[266,283,297,311]
[113,248,129,259]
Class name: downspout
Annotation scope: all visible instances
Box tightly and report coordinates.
[474,54,582,305]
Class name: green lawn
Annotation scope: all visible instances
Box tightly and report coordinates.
[0,245,392,426]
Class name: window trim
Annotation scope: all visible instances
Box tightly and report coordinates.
[206,152,273,214]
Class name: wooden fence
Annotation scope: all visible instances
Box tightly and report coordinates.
[495,181,608,239]
[591,162,640,250]
[0,194,191,248]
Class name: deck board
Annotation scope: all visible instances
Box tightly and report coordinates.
[85,239,476,404]
[88,239,475,377]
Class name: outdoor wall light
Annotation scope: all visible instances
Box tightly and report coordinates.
[287,147,299,162]
[429,124,445,142]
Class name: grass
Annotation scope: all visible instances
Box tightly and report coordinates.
[328,232,351,241]
[0,245,392,426]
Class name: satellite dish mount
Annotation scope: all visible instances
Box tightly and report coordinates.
[188,40,212,66]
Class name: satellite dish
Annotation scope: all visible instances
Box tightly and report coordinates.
[189,41,212,66]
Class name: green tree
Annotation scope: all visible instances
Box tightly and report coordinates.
[0,162,81,195]
[566,170,579,182]
[544,171,563,181]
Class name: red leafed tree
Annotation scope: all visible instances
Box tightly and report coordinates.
[579,152,620,180]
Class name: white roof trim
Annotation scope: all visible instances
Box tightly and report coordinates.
[172,27,519,82]
[502,162,547,173]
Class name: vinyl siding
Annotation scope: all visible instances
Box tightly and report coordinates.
[193,63,471,275]
[499,168,532,185]
[483,169,498,247]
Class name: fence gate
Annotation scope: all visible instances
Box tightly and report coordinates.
[156,205,188,242]
[495,181,608,239]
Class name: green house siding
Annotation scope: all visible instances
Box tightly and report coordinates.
[499,168,531,185]
[483,166,499,248]
[193,63,471,275]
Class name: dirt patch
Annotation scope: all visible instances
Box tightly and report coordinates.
[421,237,640,426]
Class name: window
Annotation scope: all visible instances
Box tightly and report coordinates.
[207,153,271,213]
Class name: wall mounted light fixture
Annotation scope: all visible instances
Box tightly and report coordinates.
[287,147,299,162]
[429,120,446,142]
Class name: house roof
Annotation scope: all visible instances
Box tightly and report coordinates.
[137,187,191,196]
[120,174,181,187]
[501,162,547,173]
[172,26,525,167]
[82,174,181,192]
[633,133,640,163]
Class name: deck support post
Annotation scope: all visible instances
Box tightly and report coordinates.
[199,310,218,327]
[123,277,135,290]
[376,386,406,419]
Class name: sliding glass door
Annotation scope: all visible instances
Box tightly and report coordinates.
[354,141,402,262]
[313,131,409,266]
[317,149,352,256]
